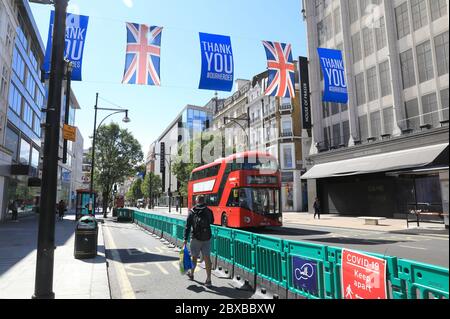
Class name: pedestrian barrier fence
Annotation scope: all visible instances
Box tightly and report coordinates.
[121,208,449,300]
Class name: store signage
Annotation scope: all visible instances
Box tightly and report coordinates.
[298,56,311,129]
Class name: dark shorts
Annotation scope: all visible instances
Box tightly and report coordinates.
[190,238,211,258]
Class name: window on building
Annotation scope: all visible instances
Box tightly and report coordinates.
[33,113,41,136]
[322,101,330,118]
[375,17,387,51]
[36,90,44,109]
[331,103,340,116]
[26,70,36,99]
[416,41,434,83]
[281,117,292,136]
[1,65,9,101]
[17,17,29,50]
[400,49,416,89]
[29,49,39,73]
[430,0,447,21]
[422,92,440,127]
[434,32,449,77]
[324,14,333,40]
[405,98,420,130]
[383,107,394,135]
[281,144,294,169]
[5,127,19,162]
[395,2,410,39]
[317,20,325,46]
[23,102,33,128]
[352,32,362,63]
[323,126,331,149]
[355,72,366,105]
[379,60,391,97]
[342,121,350,146]
[370,110,381,139]
[441,88,449,121]
[366,66,378,102]
[20,138,31,165]
[12,48,25,82]
[411,0,429,31]
[334,7,341,34]
[349,0,359,24]
[332,123,341,147]
[363,27,375,57]
[8,84,22,115]
[31,147,39,168]
[359,114,369,141]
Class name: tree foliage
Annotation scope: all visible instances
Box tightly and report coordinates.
[94,123,143,215]
[126,178,143,203]
[141,172,162,208]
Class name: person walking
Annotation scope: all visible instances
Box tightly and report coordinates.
[183,195,214,287]
[57,200,66,221]
[313,197,321,220]
[9,200,18,221]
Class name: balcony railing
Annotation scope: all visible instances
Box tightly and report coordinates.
[280,131,293,137]
[279,103,292,111]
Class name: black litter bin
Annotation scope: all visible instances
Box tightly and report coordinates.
[74,216,98,259]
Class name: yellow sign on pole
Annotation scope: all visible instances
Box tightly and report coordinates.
[63,124,77,142]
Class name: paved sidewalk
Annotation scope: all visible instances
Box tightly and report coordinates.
[135,206,448,237]
[0,213,110,299]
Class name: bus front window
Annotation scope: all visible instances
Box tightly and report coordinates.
[228,188,280,215]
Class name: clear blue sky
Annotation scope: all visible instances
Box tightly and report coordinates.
[30,0,307,154]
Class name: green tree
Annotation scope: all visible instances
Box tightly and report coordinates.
[126,178,143,205]
[172,131,225,199]
[94,123,143,216]
[141,172,162,208]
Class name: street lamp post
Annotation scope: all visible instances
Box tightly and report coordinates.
[224,116,250,149]
[153,152,172,212]
[33,0,68,300]
[62,60,72,164]
[89,93,130,218]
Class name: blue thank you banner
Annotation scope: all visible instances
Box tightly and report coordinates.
[317,48,348,104]
[292,256,318,295]
[198,32,234,92]
[43,11,89,81]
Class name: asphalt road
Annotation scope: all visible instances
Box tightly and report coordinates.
[103,219,254,299]
[141,211,449,268]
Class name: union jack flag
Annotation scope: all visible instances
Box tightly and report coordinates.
[122,23,162,86]
[262,41,296,98]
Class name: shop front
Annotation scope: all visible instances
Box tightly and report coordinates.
[302,143,449,218]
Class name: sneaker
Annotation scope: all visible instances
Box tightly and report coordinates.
[187,271,194,281]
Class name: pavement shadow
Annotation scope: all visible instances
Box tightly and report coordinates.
[107,249,178,263]
[308,237,404,245]
[0,214,75,276]
[389,228,449,236]
[251,226,330,236]
[186,282,253,299]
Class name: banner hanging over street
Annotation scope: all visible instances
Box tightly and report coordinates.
[122,23,163,86]
[43,11,89,81]
[198,32,234,92]
[298,56,311,129]
[263,41,296,98]
[317,48,348,104]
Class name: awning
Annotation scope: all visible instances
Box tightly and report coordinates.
[301,143,448,179]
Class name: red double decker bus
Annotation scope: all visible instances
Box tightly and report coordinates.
[187,151,282,228]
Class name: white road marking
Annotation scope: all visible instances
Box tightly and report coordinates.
[125,264,151,277]
[398,245,427,250]
[103,225,136,299]
[154,262,169,275]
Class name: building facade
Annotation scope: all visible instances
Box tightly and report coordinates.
[1,0,45,222]
[151,105,213,206]
[213,74,311,212]
[301,0,449,218]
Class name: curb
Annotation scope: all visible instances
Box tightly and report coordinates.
[98,223,112,299]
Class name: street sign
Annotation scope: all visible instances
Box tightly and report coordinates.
[63,124,77,142]
[341,249,387,299]
[292,256,318,295]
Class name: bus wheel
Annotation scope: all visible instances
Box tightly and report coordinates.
[221,213,228,227]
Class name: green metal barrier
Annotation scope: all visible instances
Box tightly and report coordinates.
[254,234,287,298]
[284,240,329,299]
[130,210,449,300]
[397,259,449,299]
